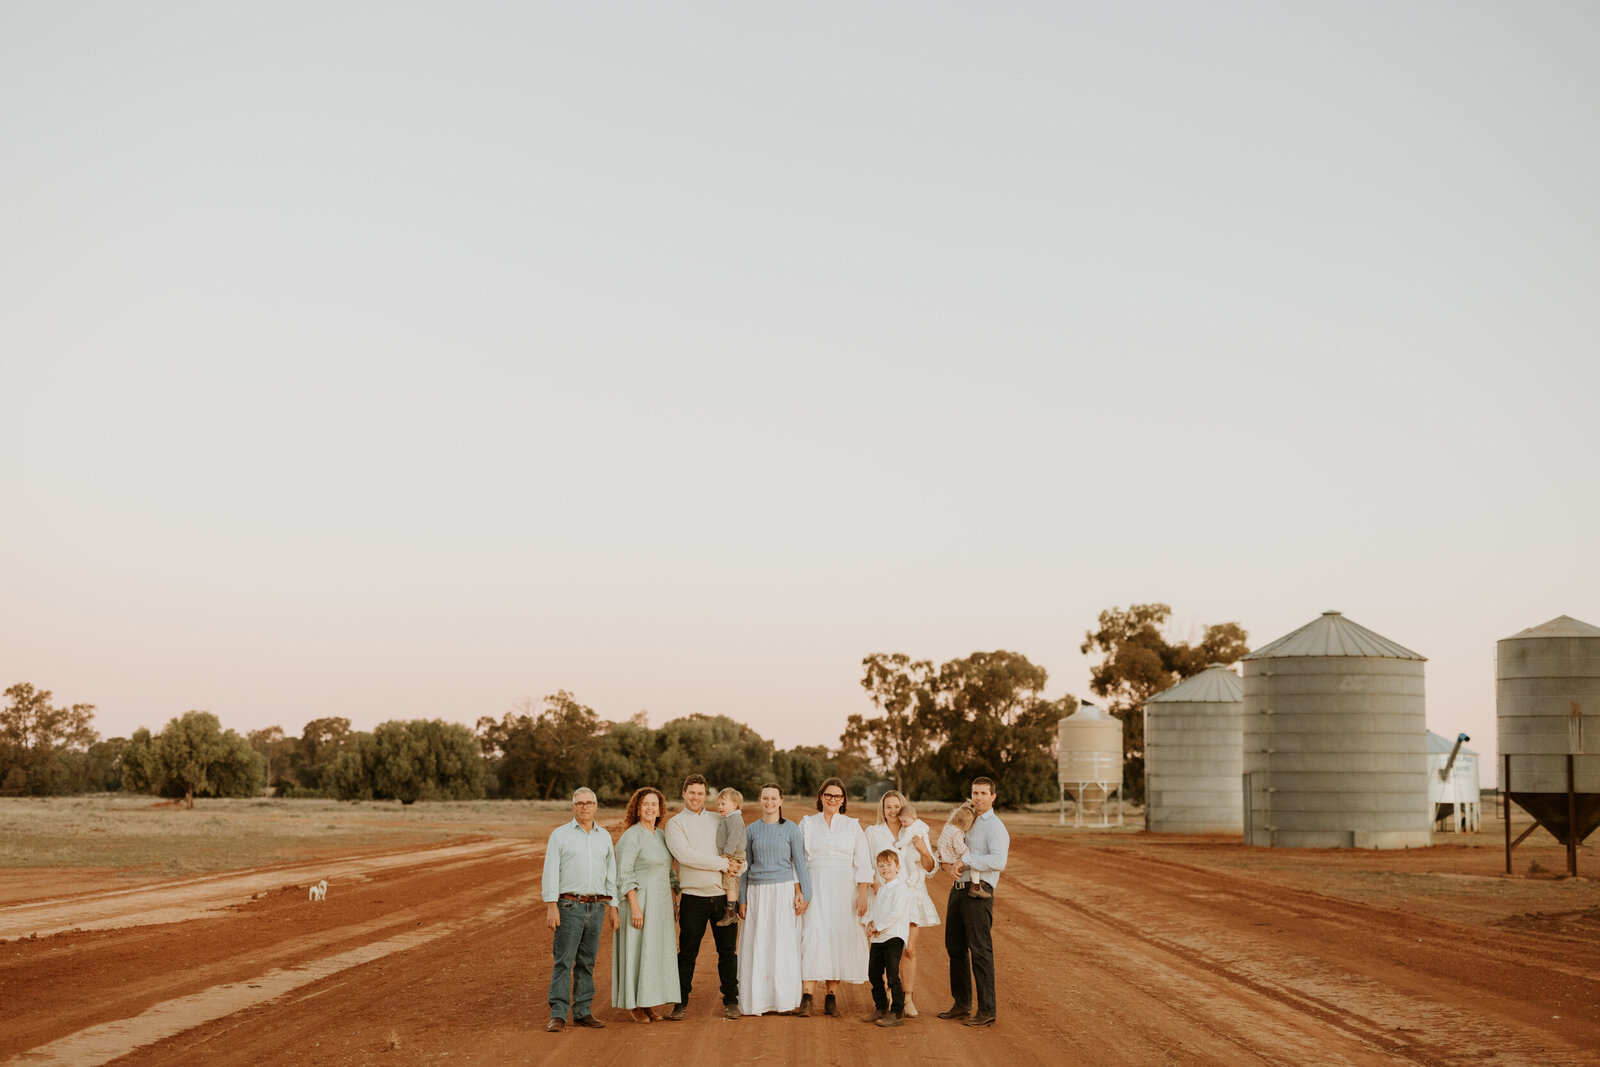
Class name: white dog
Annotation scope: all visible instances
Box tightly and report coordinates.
[309,879,328,902]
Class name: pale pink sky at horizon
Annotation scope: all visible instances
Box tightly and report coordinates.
[4,3,1597,790]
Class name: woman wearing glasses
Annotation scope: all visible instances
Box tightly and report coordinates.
[796,777,874,1018]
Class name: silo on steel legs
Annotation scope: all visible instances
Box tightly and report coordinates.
[1496,615,1600,876]
[1242,611,1431,849]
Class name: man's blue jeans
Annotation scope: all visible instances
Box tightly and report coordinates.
[549,898,605,1021]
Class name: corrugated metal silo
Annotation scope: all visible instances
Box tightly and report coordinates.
[1242,611,1431,849]
[1496,615,1600,860]
[1145,664,1244,833]
[1058,700,1122,826]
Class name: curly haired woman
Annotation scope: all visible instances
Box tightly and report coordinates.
[611,786,680,1022]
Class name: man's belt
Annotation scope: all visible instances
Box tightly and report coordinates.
[559,893,612,903]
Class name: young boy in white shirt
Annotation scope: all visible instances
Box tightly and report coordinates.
[862,848,912,1027]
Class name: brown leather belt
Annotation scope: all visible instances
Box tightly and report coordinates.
[559,893,612,903]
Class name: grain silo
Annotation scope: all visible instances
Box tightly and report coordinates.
[1058,700,1123,826]
[1427,731,1480,832]
[1242,611,1431,849]
[1496,615,1600,875]
[1145,664,1244,834]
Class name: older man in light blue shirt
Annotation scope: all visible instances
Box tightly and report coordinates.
[939,777,1009,1028]
[542,787,618,1033]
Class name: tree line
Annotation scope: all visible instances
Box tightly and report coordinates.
[2,604,1247,807]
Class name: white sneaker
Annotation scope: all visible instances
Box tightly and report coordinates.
[903,995,917,1018]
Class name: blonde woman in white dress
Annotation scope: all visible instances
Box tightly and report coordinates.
[863,789,938,1018]
[796,777,873,1018]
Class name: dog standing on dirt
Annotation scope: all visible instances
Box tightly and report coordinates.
[309,879,328,902]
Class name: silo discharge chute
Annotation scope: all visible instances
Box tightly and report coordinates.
[1428,732,1480,833]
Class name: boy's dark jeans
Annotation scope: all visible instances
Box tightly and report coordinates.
[868,936,905,1013]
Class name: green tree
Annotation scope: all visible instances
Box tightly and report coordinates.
[248,726,298,794]
[654,714,774,798]
[927,650,1072,805]
[122,711,264,807]
[291,717,353,793]
[857,653,939,795]
[1080,603,1250,803]
[478,692,604,800]
[774,746,827,797]
[1,683,100,795]
[329,720,484,803]
[325,732,377,800]
[587,716,659,804]
[84,737,128,791]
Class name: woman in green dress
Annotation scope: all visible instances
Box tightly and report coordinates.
[612,786,681,1022]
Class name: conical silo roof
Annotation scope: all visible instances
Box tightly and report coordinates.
[1500,615,1600,641]
[1067,700,1111,720]
[1146,664,1243,703]
[1243,611,1424,661]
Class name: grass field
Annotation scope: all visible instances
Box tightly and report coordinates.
[0,795,577,874]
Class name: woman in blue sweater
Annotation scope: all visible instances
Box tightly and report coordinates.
[736,782,812,1016]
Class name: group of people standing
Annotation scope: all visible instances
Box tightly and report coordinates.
[540,773,1010,1034]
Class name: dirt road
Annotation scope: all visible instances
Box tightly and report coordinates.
[3,815,1597,1066]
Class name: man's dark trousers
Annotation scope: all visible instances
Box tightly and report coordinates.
[677,892,738,1007]
[945,883,995,1017]
[549,898,605,1021]
[868,937,906,1013]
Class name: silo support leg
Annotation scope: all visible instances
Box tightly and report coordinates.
[1568,755,1578,878]
[1504,755,1512,876]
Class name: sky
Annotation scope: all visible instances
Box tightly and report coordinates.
[3,3,1597,787]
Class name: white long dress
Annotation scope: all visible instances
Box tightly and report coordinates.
[737,818,806,1015]
[798,812,873,983]
[865,817,940,928]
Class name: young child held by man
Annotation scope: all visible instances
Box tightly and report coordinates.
[936,801,989,898]
[862,848,912,1027]
[713,787,747,926]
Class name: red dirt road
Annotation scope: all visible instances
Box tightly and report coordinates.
[3,815,1597,1066]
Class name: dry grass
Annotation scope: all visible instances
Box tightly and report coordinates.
[0,795,594,874]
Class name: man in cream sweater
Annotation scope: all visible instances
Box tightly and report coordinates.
[665,773,744,1021]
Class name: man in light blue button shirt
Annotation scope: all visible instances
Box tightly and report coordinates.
[938,776,1008,1027]
[542,787,618,1033]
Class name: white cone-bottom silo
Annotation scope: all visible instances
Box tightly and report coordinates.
[1496,615,1600,867]
[1145,664,1244,834]
[1427,731,1480,832]
[1059,700,1123,826]
[1242,611,1431,849]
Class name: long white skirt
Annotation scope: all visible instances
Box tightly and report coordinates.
[800,865,868,982]
[738,880,803,1015]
